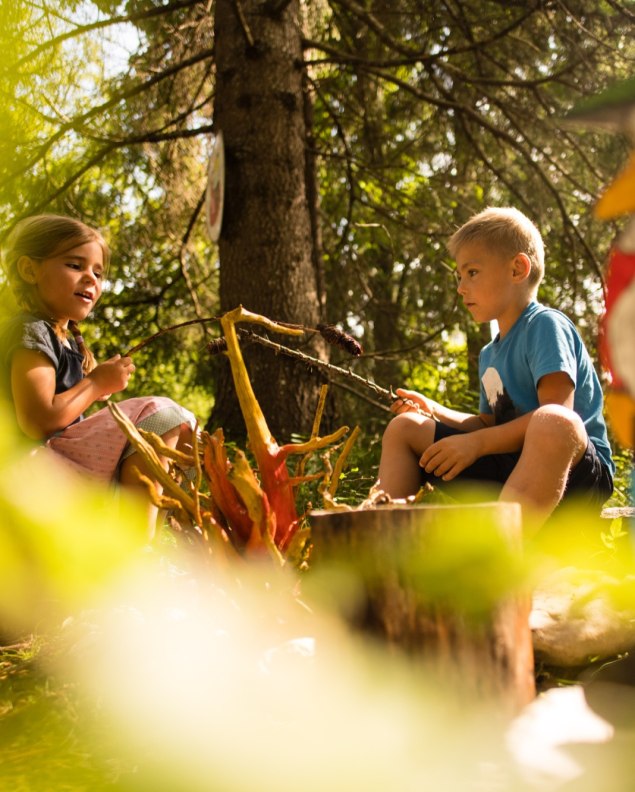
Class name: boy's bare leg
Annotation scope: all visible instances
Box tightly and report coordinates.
[499,404,587,529]
[377,412,437,498]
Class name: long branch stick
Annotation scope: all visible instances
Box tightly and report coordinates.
[237,331,434,418]
[123,313,433,417]
[237,329,393,402]
[124,315,222,356]
[123,314,384,398]
[238,330,397,401]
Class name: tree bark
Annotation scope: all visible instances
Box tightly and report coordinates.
[209,0,327,441]
[310,502,535,711]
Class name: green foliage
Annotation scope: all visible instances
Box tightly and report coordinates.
[0,639,123,790]
[406,328,479,413]
[0,0,633,481]
[601,516,629,553]
[0,401,146,637]
[290,425,382,515]
[605,446,634,509]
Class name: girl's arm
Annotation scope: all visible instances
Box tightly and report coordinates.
[11,349,134,439]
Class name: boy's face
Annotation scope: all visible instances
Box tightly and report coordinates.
[455,240,526,327]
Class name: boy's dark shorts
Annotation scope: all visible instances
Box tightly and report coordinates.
[421,422,614,508]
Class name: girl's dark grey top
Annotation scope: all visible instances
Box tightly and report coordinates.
[1,313,84,423]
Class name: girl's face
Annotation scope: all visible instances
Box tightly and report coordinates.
[29,240,105,325]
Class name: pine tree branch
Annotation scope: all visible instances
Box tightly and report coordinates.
[5,0,204,73]
[5,47,215,188]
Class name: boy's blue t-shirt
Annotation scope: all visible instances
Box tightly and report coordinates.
[478,301,614,476]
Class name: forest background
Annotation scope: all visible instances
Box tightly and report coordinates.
[1,0,634,501]
[3,4,635,789]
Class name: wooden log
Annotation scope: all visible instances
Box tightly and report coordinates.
[310,502,535,711]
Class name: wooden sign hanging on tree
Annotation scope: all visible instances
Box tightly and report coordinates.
[206,130,225,242]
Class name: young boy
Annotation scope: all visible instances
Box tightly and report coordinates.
[377,207,614,527]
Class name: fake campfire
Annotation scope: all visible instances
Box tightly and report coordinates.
[108,306,367,565]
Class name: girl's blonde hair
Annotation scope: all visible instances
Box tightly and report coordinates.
[447,207,545,290]
[3,214,110,374]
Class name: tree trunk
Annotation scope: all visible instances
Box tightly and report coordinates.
[310,502,535,711]
[209,0,327,441]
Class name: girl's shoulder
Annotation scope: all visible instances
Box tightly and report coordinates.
[1,312,63,365]
[2,311,49,333]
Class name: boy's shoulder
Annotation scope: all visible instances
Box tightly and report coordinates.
[525,301,570,322]
[522,302,579,337]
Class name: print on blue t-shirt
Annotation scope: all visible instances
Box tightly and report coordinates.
[478,302,614,476]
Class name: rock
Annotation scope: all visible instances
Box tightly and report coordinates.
[506,685,614,787]
[531,567,635,667]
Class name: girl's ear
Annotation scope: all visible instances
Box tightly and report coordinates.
[17,256,38,284]
[511,253,531,281]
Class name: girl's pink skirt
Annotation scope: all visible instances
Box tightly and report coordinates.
[43,396,196,483]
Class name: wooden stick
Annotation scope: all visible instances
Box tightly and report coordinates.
[124,315,222,356]
[237,329,393,401]
[123,313,434,418]
[237,330,435,419]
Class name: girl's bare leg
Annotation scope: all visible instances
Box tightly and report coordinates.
[119,423,192,540]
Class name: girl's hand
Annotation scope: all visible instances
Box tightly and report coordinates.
[391,387,436,419]
[87,354,135,397]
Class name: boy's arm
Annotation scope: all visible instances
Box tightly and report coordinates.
[392,387,494,430]
[475,371,575,455]
[419,372,575,480]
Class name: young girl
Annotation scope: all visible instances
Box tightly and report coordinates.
[1,214,196,536]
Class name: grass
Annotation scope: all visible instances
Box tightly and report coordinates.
[1,433,632,790]
[0,636,115,790]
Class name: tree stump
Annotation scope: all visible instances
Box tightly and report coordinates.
[310,502,535,711]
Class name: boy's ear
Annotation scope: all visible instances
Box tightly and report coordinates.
[511,253,531,281]
[17,256,38,284]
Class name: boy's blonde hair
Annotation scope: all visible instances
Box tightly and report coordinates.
[448,207,545,289]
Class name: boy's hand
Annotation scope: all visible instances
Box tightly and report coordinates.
[87,354,136,397]
[391,387,436,419]
[419,432,482,481]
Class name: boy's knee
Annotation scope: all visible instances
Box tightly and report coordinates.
[382,411,434,447]
[526,404,586,454]
[531,403,583,428]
